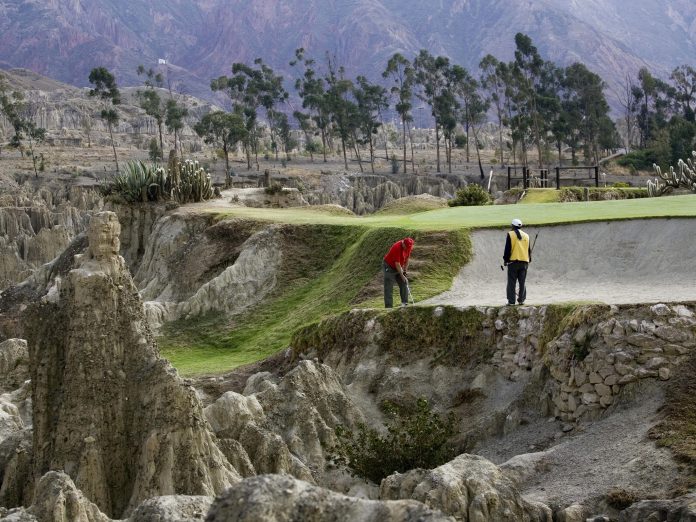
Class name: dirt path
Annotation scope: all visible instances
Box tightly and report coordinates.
[426,218,696,307]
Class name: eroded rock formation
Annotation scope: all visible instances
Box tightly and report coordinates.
[21,212,239,517]
[205,474,456,522]
[0,340,28,393]
[307,173,460,214]
[204,361,364,484]
[380,453,552,521]
[0,184,101,291]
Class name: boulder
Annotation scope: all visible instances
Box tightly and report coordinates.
[129,495,212,522]
[379,453,552,521]
[14,471,110,522]
[618,492,696,521]
[205,474,455,521]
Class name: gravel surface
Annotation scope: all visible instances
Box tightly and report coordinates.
[477,381,683,509]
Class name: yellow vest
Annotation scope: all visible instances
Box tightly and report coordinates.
[508,230,530,262]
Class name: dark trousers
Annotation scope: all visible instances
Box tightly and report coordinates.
[507,261,528,304]
[383,261,408,308]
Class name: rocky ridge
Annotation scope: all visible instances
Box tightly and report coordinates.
[0,182,101,291]
[13,212,240,517]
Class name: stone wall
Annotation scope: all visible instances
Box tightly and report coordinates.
[543,303,695,422]
[291,303,696,427]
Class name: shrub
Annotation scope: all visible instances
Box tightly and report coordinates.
[390,154,400,174]
[332,397,457,483]
[265,182,288,196]
[606,488,638,510]
[454,134,467,149]
[611,182,630,188]
[148,138,161,162]
[448,184,492,206]
[617,149,659,171]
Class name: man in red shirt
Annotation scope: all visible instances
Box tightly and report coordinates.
[383,237,414,308]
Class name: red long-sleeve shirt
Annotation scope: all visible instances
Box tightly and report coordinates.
[384,239,413,270]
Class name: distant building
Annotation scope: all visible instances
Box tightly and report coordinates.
[158,59,167,65]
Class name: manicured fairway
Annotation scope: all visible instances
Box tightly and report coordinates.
[209,194,696,230]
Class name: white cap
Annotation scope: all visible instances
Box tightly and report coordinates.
[511,218,523,227]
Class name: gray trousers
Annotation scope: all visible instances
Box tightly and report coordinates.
[507,261,528,304]
[383,260,408,308]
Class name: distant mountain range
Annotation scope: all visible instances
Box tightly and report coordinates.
[2,0,696,108]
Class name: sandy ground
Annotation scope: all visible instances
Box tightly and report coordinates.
[427,218,696,307]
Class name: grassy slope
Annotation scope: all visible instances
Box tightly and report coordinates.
[159,225,471,375]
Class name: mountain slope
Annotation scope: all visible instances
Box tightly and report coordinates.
[1,0,695,104]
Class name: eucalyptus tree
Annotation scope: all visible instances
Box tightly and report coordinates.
[293,110,317,161]
[479,54,507,165]
[269,110,292,161]
[194,110,248,187]
[670,65,696,121]
[562,63,612,165]
[454,67,489,177]
[291,48,331,162]
[353,75,389,173]
[0,74,25,156]
[213,58,287,170]
[136,65,166,159]
[383,53,415,173]
[413,50,450,173]
[323,57,357,171]
[88,67,121,172]
[165,98,188,156]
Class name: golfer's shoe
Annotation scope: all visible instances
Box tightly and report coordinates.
[401,302,408,307]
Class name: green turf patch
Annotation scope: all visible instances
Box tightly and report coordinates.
[207,194,696,230]
[518,189,561,204]
[159,225,472,375]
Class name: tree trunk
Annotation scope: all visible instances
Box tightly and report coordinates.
[402,116,407,174]
[557,140,562,165]
[319,127,326,162]
[158,122,164,160]
[352,132,363,173]
[224,142,230,188]
[369,135,375,174]
[108,123,119,173]
[498,118,504,166]
[435,122,441,173]
[471,124,485,179]
[341,136,348,170]
[407,125,415,173]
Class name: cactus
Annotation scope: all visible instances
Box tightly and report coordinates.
[648,151,696,196]
[172,159,213,203]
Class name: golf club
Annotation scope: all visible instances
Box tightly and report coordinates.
[406,279,416,305]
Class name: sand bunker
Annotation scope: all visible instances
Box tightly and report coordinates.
[427,218,696,306]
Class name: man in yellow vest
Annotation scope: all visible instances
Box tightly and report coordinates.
[503,218,531,305]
